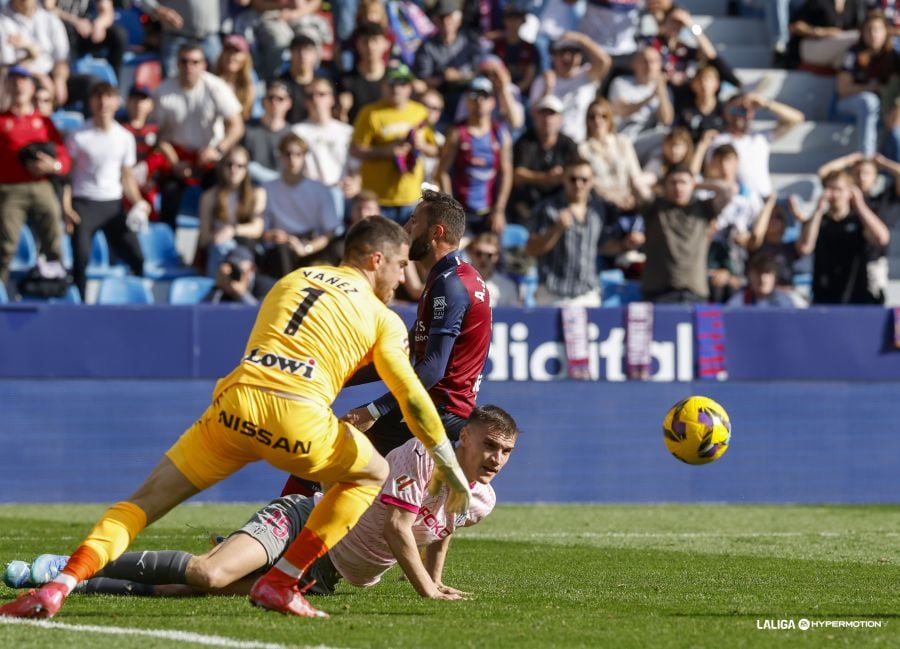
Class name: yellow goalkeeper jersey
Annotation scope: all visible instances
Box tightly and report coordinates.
[215,264,445,448]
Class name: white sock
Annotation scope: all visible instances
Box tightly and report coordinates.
[51,573,78,595]
[272,558,303,580]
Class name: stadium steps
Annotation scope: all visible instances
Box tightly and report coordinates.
[694,16,768,46]
[736,69,838,122]
[710,43,772,69]
[755,120,858,173]
[680,0,733,16]
[771,173,821,206]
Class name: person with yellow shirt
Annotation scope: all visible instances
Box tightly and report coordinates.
[0,217,471,621]
[351,63,439,224]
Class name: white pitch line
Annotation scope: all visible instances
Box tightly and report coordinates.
[0,616,344,649]
[462,530,877,540]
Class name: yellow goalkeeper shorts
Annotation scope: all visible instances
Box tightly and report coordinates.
[166,384,375,490]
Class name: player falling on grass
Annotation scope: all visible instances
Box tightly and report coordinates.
[285,189,493,496]
[0,216,471,620]
[6,406,518,601]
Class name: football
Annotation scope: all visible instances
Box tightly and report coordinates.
[663,396,731,465]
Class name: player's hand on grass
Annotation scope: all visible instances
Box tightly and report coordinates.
[427,439,471,514]
[435,583,471,599]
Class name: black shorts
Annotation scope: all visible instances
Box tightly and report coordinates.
[365,408,467,457]
[232,494,341,595]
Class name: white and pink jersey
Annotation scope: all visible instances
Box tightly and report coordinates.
[327,438,495,588]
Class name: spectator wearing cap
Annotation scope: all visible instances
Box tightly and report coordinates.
[153,42,245,228]
[453,55,525,135]
[413,0,486,123]
[48,0,127,82]
[607,45,674,142]
[337,21,390,124]
[0,0,71,106]
[293,77,359,220]
[510,95,578,230]
[259,132,341,277]
[205,244,274,304]
[709,92,805,203]
[242,79,293,183]
[488,2,539,95]
[138,0,222,79]
[120,84,174,222]
[279,33,325,124]
[64,83,146,299]
[350,63,438,224]
[528,30,612,144]
[436,75,513,235]
[251,0,332,83]
[0,66,70,285]
[214,34,257,121]
[726,253,797,307]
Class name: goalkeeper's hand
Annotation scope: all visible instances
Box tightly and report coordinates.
[426,439,471,514]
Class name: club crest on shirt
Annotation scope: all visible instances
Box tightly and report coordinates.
[433,295,446,319]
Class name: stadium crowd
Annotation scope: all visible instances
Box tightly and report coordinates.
[0,0,899,307]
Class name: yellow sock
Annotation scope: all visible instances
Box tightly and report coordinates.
[68,501,147,581]
[282,483,380,571]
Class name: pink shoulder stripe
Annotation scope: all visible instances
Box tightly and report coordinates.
[380,494,419,513]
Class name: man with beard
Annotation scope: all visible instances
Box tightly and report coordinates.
[282,191,492,497]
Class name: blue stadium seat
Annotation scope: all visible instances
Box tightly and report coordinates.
[0,282,8,304]
[175,214,201,229]
[51,110,85,134]
[97,276,154,304]
[179,185,203,217]
[20,285,82,304]
[9,225,37,279]
[115,7,146,49]
[86,230,127,280]
[501,224,530,249]
[138,222,196,280]
[73,55,117,86]
[168,276,214,304]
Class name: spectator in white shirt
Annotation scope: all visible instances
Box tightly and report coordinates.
[608,46,674,141]
[709,92,805,202]
[292,77,359,221]
[528,30,612,143]
[64,83,147,299]
[153,42,245,228]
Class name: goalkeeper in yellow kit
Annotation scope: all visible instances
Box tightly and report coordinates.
[0,216,471,620]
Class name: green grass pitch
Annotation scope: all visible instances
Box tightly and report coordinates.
[1,503,898,649]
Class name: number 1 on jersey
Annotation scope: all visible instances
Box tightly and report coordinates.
[284,288,325,335]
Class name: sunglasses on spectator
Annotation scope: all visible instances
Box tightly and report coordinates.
[471,248,498,259]
[468,91,491,100]
[727,106,750,117]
